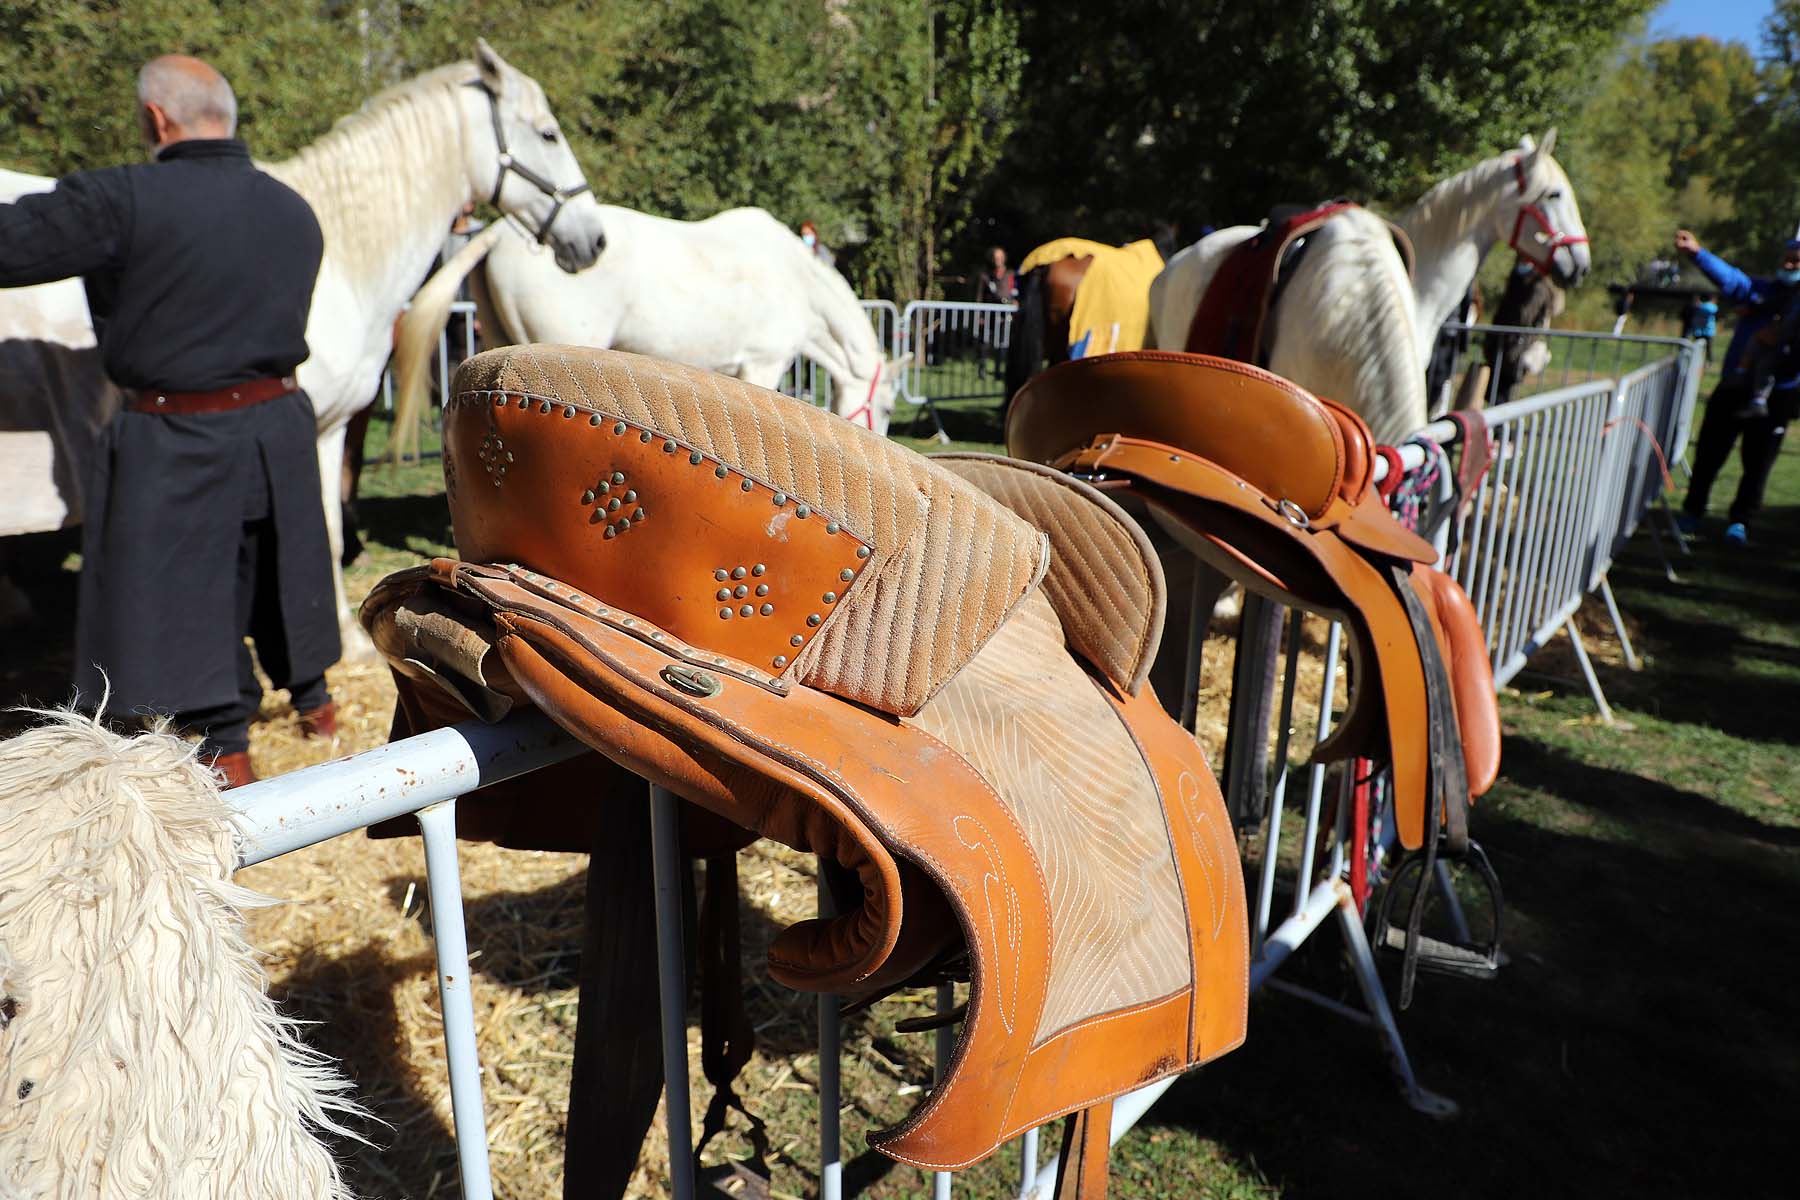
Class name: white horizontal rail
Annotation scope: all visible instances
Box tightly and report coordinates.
[230,710,582,867]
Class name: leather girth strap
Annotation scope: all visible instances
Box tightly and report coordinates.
[1054,1101,1115,1200]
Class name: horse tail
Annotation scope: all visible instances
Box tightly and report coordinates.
[390,223,504,463]
[1006,265,1050,404]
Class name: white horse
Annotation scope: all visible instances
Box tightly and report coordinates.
[1147,130,1590,445]
[392,206,904,443]
[0,40,608,656]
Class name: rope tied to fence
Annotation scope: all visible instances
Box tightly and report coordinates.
[1602,413,1676,493]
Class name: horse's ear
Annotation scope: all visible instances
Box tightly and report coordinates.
[1517,133,1536,155]
[1539,127,1558,157]
[474,38,509,93]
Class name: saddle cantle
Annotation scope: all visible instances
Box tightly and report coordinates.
[361,344,1249,1184]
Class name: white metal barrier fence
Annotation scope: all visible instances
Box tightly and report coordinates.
[777,300,900,409]
[237,331,1699,1199]
[384,298,1026,446]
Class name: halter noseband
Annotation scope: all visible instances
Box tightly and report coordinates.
[1508,157,1587,277]
[471,81,591,246]
[838,360,884,430]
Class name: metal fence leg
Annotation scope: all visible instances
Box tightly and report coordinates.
[1332,894,1458,1119]
[933,983,956,1199]
[1563,616,1616,723]
[1643,505,1680,583]
[1596,576,1642,671]
[415,800,496,1200]
[817,875,843,1200]
[1016,1128,1040,1200]
[1431,859,1474,946]
[1657,490,1692,558]
[650,785,697,1200]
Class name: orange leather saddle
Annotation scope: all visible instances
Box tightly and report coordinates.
[1006,352,1500,994]
[361,344,1249,1193]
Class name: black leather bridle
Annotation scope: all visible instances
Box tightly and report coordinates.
[470,81,590,246]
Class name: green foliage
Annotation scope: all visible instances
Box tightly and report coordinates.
[12,0,1800,318]
[1557,50,1675,295]
[1711,0,1800,268]
[972,0,1657,253]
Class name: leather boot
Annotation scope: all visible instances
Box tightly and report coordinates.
[211,751,258,789]
[298,699,337,739]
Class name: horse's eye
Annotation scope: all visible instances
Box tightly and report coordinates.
[540,128,559,144]
[1543,190,1563,201]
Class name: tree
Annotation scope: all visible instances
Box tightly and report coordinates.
[972,0,1658,256]
[1712,0,1800,267]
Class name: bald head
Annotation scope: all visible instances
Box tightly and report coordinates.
[136,55,236,149]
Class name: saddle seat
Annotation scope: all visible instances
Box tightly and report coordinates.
[361,344,1249,1184]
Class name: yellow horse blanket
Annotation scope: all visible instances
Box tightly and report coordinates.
[1019,237,1165,356]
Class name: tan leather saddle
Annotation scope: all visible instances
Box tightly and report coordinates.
[1006,351,1499,1002]
[362,344,1249,1192]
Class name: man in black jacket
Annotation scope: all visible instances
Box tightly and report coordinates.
[0,54,337,785]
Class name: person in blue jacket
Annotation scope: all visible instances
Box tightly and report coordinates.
[1674,228,1800,546]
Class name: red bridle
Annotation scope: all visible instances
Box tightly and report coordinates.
[1508,157,1588,277]
[838,359,883,430]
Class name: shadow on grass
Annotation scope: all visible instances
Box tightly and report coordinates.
[1567,502,1800,746]
[1149,754,1799,1198]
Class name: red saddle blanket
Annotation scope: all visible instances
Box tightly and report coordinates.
[1184,201,1414,364]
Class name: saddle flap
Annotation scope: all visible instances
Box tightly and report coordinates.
[445,345,1048,717]
[1413,566,1501,799]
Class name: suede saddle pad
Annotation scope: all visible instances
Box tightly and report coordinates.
[361,344,1250,1176]
[1006,351,1500,853]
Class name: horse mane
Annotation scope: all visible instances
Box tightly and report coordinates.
[0,709,366,1199]
[265,62,476,294]
[1396,148,1518,249]
[1273,206,1424,443]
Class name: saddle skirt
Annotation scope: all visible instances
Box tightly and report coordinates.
[1006,351,1497,853]
[362,344,1248,1174]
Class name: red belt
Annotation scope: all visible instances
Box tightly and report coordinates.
[128,375,299,415]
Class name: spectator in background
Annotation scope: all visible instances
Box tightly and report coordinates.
[972,245,1016,304]
[971,245,1016,379]
[1683,292,1719,364]
[1674,227,1800,546]
[798,220,835,269]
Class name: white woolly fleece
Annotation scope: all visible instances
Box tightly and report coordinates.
[0,711,364,1200]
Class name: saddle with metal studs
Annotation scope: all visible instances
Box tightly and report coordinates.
[361,344,1249,1191]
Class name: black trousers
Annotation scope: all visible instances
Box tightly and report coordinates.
[1683,379,1791,527]
[179,516,328,758]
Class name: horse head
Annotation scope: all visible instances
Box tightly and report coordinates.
[459,38,606,274]
[1507,129,1590,289]
[835,355,908,437]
